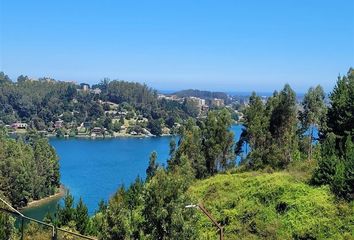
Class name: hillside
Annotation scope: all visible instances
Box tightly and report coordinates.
[0,74,197,137]
[188,171,354,240]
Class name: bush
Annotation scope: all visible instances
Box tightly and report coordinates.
[311,155,338,185]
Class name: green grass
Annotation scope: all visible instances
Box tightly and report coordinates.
[188,171,354,240]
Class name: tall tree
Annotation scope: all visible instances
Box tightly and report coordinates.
[311,133,338,186]
[101,187,131,240]
[300,85,326,160]
[0,193,16,239]
[202,109,235,174]
[33,138,60,197]
[147,118,162,136]
[57,192,75,226]
[268,84,299,168]
[326,68,354,154]
[170,119,206,178]
[143,168,197,239]
[17,75,30,83]
[0,72,11,84]
[75,197,89,235]
[240,92,270,168]
[311,68,354,201]
[146,151,158,180]
[0,213,15,240]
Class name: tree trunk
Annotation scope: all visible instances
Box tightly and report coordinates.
[308,126,314,160]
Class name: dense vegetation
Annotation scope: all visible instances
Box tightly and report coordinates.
[0,129,61,239]
[310,70,354,201]
[0,68,353,239]
[237,68,354,201]
[236,84,301,169]
[0,129,60,208]
[168,109,235,177]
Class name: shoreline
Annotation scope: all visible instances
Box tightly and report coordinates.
[10,132,179,140]
[21,185,66,210]
[50,133,178,139]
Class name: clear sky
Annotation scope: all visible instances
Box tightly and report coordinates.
[1,0,353,93]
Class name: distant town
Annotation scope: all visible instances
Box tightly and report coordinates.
[0,75,249,138]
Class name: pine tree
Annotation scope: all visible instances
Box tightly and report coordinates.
[146,151,158,180]
[57,192,75,226]
[326,68,354,153]
[169,138,176,157]
[75,197,89,234]
[311,68,354,201]
[125,177,145,239]
[311,133,338,185]
[101,187,131,240]
[332,136,354,200]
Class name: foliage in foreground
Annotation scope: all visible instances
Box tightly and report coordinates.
[311,69,354,201]
[189,171,354,240]
[239,68,354,201]
[0,130,60,208]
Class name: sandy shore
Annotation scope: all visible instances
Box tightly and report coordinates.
[21,185,66,209]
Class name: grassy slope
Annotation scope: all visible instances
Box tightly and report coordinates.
[188,171,354,240]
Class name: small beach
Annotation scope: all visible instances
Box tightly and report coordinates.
[22,185,66,210]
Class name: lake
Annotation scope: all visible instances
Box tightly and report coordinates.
[22,125,244,220]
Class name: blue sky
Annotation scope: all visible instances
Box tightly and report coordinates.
[1,0,353,92]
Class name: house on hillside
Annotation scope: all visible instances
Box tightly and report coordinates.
[211,98,225,107]
[54,120,64,129]
[11,122,28,129]
[117,111,128,117]
[91,127,103,135]
[91,88,102,95]
[82,84,89,92]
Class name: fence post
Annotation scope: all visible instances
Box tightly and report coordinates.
[52,226,57,240]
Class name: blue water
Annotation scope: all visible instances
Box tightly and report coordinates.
[22,125,244,219]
